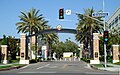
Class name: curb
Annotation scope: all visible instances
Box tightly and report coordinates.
[90,65,98,70]
[0,65,27,71]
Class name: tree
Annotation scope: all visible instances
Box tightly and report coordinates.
[1,35,20,60]
[7,36,19,60]
[1,35,8,45]
[51,39,79,59]
[16,8,48,60]
[16,8,48,34]
[52,41,65,59]
[76,8,103,58]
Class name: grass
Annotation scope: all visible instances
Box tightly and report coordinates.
[0,64,25,69]
[114,62,120,65]
[0,65,12,69]
[93,64,104,68]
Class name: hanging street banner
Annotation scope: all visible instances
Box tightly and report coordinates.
[92,12,109,17]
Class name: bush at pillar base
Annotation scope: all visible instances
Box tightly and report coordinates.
[113,60,119,63]
[90,60,100,64]
[1,60,8,64]
[19,60,29,64]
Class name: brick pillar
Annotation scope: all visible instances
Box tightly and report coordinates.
[112,45,119,63]
[19,34,29,64]
[90,33,100,64]
[80,44,84,59]
[1,45,8,64]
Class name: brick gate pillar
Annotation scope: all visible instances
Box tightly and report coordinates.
[1,45,8,64]
[112,45,119,63]
[80,44,84,59]
[19,34,29,64]
[90,33,100,64]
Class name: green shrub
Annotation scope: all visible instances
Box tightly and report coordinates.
[11,60,19,63]
[30,59,37,63]
[81,58,90,63]
[99,55,104,61]
[8,56,12,63]
[107,55,112,63]
[37,58,42,62]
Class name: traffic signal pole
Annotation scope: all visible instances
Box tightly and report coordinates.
[103,17,107,68]
[103,0,107,68]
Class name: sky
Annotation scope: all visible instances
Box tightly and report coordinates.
[0,0,120,43]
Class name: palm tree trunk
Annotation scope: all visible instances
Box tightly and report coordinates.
[29,26,32,60]
[90,26,93,59]
[48,41,52,59]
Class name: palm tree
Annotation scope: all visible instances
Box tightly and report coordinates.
[16,8,48,60]
[76,8,103,58]
[39,27,59,59]
[16,8,48,34]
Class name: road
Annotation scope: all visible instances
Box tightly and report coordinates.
[0,60,119,75]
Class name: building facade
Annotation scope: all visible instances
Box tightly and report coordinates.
[107,6,120,30]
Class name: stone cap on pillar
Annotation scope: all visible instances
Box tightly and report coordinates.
[20,34,26,36]
[20,34,26,38]
[112,45,119,47]
[80,44,84,45]
[93,33,99,39]
[1,45,8,47]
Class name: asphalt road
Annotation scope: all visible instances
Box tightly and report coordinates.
[0,60,119,75]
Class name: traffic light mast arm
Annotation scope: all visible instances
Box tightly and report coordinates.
[72,12,104,24]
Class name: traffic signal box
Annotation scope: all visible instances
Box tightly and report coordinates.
[59,8,64,19]
[104,31,108,43]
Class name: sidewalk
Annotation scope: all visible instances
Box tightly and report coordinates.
[0,62,19,66]
[93,62,120,72]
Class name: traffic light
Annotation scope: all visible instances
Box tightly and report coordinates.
[104,31,108,42]
[59,8,64,19]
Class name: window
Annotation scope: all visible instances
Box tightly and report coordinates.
[119,14,120,20]
[115,16,118,24]
[111,20,114,26]
[95,52,98,58]
[116,24,118,27]
[109,23,112,28]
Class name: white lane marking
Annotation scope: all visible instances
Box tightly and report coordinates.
[36,64,50,69]
[19,71,56,73]
[48,66,57,68]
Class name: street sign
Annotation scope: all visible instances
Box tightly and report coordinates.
[66,10,72,15]
[92,12,109,17]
